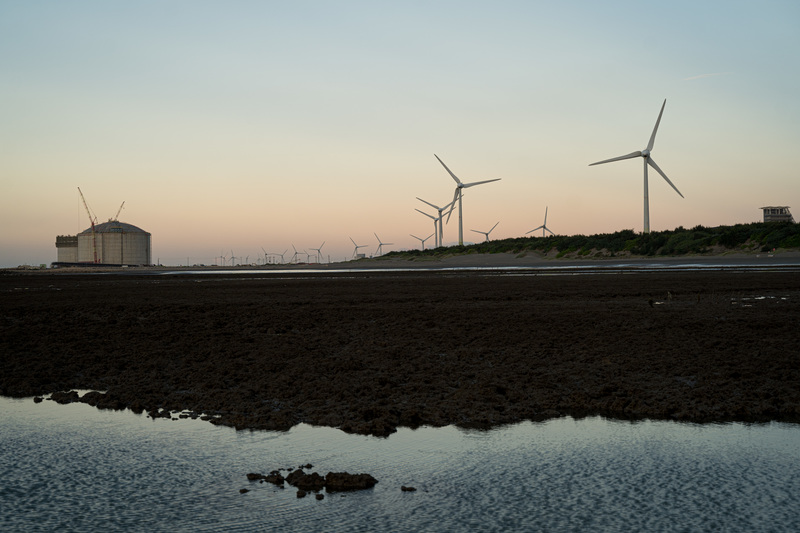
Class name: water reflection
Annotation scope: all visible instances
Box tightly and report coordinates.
[1,396,798,532]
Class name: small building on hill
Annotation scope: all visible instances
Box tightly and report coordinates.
[760,206,794,223]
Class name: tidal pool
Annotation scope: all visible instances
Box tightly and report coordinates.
[1,396,798,532]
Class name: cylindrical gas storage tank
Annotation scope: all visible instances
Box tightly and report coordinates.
[77,221,151,265]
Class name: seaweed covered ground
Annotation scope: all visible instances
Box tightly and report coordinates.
[2,267,799,436]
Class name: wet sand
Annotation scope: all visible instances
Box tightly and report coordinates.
[2,262,799,435]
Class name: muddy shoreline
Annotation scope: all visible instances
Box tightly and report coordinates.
[2,267,799,435]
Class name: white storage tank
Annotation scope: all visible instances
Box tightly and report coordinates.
[77,221,151,265]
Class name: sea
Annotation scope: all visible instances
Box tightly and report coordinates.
[1,395,798,532]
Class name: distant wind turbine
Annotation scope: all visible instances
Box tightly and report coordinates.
[526,207,555,237]
[415,209,441,248]
[410,232,435,250]
[350,237,368,259]
[374,233,393,256]
[290,244,299,264]
[309,241,325,263]
[435,154,500,245]
[589,99,684,233]
[416,197,456,249]
[470,221,500,242]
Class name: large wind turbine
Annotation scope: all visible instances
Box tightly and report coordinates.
[416,197,456,249]
[435,154,500,245]
[589,99,684,233]
[471,221,500,242]
[374,233,393,256]
[526,207,555,237]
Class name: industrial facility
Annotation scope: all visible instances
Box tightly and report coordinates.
[55,221,151,266]
[54,189,152,267]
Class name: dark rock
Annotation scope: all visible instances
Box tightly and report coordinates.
[264,473,285,485]
[401,486,417,492]
[239,488,249,494]
[33,397,43,403]
[246,473,265,481]
[315,493,324,500]
[286,470,326,491]
[50,390,80,404]
[325,472,378,492]
[296,490,307,498]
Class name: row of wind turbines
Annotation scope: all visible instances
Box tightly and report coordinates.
[225,99,682,265]
[413,99,681,247]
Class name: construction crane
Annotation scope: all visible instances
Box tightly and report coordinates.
[78,187,99,263]
[113,201,125,221]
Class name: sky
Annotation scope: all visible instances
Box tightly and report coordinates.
[1,1,798,266]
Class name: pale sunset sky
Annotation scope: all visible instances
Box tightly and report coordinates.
[1,1,798,266]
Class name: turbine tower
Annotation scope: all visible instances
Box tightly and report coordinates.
[435,154,500,245]
[589,99,684,233]
[470,221,500,242]
[374,233,393,256]
[526,207,555,237]
[410,233,435,250]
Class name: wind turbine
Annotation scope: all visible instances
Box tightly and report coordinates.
[526,207,555,237]
[309,241,325,263]
[416,197,456,249]
[410,233,435,250]
[589,99,684,233]
[350,237,368,259]
[374,233,393,256]
[435,154,501,245]
[471,221,500,242]
[290,244,299,264]
[415,209,441,248]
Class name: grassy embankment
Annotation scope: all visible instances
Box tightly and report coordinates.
[381,221,800,260]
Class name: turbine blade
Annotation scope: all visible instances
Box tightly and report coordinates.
[415,208,436,220]
[546,228,555,236]
[349,237,357,246]
[543,206,548,225]
[462,178,501,188]
[647,99,667,152]
[434,154,463,185]
[445,189,459,223]
[526,225,544,234]
[490,221,499,232]
[647,158,684,198]
[589,151,642,166]
[416,197,441,210]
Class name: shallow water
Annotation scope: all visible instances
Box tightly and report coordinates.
[1,396,798,532]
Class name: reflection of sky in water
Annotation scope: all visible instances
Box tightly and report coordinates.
[1,397,798,532]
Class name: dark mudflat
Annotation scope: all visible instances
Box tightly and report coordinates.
[2,268,798,436]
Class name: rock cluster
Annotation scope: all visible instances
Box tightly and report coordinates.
[245,465,377,496]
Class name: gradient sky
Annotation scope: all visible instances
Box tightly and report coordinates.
[2,1,798,266]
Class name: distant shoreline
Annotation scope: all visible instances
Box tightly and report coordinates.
[4,248,800,274]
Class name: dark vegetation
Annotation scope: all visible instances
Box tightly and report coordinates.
[384,222,800,259]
